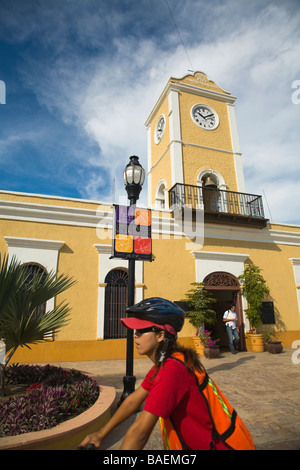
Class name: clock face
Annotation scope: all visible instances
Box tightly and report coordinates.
[155,115,165,143]
[191,104,219,130]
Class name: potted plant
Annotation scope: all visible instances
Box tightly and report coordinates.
[182,282,217,356]
[238,264,270,352]
[262,330,283,354]
[200,330,220,359]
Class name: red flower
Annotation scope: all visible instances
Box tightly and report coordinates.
[26,382,43,392]
[70,398,80,406]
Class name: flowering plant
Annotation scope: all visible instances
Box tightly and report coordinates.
[248,328,257,334]
[182,282,217,336]
[0,364,99,437]
[197,330,219,347]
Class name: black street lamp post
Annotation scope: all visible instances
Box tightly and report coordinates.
[118,156,145,405]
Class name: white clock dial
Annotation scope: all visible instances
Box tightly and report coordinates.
[191,104,219,130]
[155,115,165,143]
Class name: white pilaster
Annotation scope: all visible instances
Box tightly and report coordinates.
[227,103,246,193]
[168,88,184,185]
[289,258,300,315]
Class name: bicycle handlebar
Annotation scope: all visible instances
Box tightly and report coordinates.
[77,444,96,450]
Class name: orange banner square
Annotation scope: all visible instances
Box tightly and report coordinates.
[115,234,133,253]
[134,208,151,226]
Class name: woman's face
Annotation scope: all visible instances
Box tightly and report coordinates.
[134,328,165,360]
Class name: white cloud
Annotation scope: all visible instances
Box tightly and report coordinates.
[1,0,300,223]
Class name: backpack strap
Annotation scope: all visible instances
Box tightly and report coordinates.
[220,409,237,441]
[169,354,235,450]
[170,354,209,388]
[169,416,190,450]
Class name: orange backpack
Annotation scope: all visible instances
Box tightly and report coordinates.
[159,353,256,450]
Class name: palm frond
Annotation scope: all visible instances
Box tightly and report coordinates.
[0,254,28,318]
[4,301,71,351]
[0,253,76,358]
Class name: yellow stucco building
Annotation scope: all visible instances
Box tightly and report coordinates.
[1,71,300,363]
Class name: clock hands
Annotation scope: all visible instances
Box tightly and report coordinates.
[195,110,206,119]
[195,110,214,121]
[192,106,218,129]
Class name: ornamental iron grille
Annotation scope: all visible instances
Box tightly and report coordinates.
[203,271,240,290]
[104,269,128,339]
[168,183,267,226]
[22,263,47,319]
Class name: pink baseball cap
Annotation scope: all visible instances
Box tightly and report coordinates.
[121,316,177,337]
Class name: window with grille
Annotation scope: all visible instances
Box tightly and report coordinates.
[104,269,128,339]
[22,263,47,320]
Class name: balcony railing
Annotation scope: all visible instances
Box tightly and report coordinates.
[169,183,268,228]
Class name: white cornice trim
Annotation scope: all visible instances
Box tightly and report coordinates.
[145,80,236,127]
[169,82,236,103]
[94,244,113,255]
[1,198,300,246]
[0,189,109,207]
[4,236,65,251]
[290,258,300,266]
[0,199,110,228]
[191,250,249,263]
[204,223,300,246]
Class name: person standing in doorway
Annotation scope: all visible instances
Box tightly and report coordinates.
[223,305,239,354]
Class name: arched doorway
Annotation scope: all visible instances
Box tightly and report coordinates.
[104,269,128,339]
[203,271,245,351]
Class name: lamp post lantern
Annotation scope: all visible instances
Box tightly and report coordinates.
[123,155,145,202]
[118,155,145,405]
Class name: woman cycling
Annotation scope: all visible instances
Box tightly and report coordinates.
[79,297,255,450]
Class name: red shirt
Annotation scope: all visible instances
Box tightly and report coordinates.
[141,358,228,450]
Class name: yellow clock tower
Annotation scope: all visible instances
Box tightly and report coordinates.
[145,71,246,211]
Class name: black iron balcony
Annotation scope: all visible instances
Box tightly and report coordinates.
[169,183,268,228]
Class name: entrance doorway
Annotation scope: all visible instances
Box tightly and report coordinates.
[203,271,245,351]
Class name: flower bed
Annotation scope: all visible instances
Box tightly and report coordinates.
[0,364,99,438]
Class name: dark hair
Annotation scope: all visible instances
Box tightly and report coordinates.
[151,331,205,380]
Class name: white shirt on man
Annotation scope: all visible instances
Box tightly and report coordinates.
[223,309,237,329]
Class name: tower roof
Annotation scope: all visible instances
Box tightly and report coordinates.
[145,71,236,127]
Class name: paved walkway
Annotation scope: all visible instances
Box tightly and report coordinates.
[48,348,300,450]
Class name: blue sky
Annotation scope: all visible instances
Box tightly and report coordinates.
[0,0,300,224]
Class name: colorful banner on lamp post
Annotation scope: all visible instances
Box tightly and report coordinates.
[112,205,152,261]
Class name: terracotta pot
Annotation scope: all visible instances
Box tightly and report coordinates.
[204,346,220,359]
[265,341,283,354]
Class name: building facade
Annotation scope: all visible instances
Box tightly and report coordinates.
[1,72,300,363]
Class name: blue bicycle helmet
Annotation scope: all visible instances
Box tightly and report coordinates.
[124,297,185,333]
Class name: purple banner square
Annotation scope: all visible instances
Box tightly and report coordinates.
[116,205,134,224]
